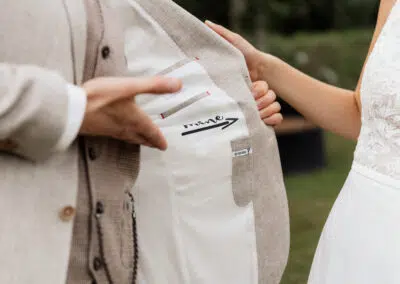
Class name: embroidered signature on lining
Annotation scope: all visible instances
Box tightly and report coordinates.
[181,116,238,136]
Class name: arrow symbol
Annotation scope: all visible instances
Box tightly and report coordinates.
[181,118,238,136]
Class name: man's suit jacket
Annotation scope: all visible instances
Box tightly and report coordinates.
[0,1,138,283]
[0,0,289,283]
[114,0,290,283]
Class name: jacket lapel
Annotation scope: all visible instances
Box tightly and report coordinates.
[62,0,87,84]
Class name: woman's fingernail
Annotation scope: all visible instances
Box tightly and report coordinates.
[257,100,263,109]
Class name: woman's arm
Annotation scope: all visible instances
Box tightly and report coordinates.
[206,0,397,140]
[260,54,360,139]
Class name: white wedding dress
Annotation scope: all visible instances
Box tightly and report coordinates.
[308,2,400,283]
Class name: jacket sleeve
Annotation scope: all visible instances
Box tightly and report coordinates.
[0,63,86,161]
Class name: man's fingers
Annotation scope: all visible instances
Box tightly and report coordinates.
[105,101,167,150]
[126,133,149,146]
[131,106,168,151]
[124,118,167,150]
[86,76,182,106]
[126,133,154,148]
[124,76,182,97]
[139,123,167,151]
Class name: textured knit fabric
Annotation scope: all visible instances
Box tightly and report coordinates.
[66,0,138,283]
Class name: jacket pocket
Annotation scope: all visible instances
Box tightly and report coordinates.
[160,90,210,119]
[231,137,254,207]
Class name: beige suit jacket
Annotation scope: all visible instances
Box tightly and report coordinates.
[114,0,290,283]
[0,0,289,283]
[0,1,87,283]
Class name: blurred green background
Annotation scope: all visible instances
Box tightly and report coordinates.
[175,1,378,282]
[269,29,369,283]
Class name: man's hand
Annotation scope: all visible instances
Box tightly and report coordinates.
[80,76,182,150]
[251,81,283,126]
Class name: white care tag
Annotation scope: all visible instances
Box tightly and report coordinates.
[232,148,252,158]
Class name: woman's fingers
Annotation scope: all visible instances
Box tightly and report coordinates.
[257,90,277,110]
[259,101,282,120]
[205,20,253,53]
[205,20,238,43]
[252,81,269,100]
[251,80,283,126]
[263,113,283,126]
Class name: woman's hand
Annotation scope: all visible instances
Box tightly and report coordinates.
[206,21,282,126]
[206,20,264,82]
[251,81,283,126]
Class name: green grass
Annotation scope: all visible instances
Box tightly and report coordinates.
[280,132,356,284]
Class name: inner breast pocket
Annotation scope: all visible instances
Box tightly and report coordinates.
[231,137,254,207]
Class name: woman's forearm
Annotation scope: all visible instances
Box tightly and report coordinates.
[258,53,361,140]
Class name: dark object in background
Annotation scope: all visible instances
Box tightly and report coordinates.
[174,0,231,27]
[277,129,326,174]
[276,100,326,174]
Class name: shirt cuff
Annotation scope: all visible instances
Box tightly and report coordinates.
[53,84,87,152]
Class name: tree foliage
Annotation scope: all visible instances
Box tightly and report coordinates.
[175,0,379,34]
[174,0,231,26]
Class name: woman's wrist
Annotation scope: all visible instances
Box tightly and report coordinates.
[255,52,278,83]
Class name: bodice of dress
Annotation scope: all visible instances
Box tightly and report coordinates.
[354,0,400,179]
